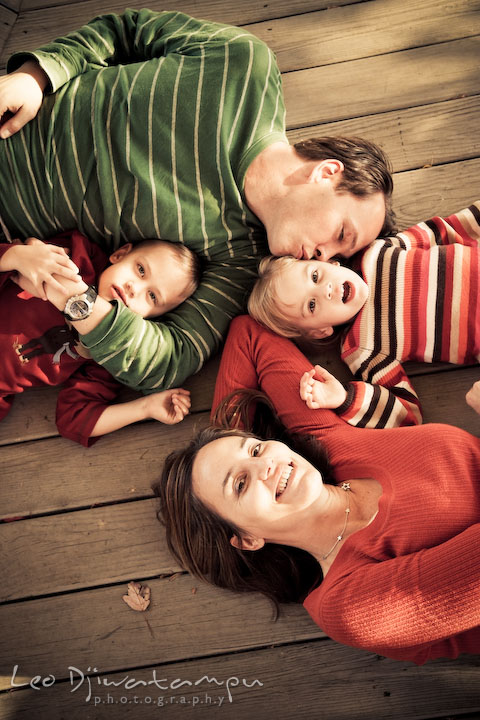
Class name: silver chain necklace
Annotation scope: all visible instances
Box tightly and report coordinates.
[322,482,351,560]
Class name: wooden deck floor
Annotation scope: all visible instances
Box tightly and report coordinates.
[0,1,479,718]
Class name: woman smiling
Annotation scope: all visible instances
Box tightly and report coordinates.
[155,315,480,664]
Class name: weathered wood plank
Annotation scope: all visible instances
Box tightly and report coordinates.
[251,0,480,73]
[287,95,480,174]
[0,5,16,57]
[412,366,480,433]
[0,575,324,690]
[392,157,480,229]
[1,639,479,719]
[0,412,211,518]
[0,0,21,13]
[0,0,358,64]
[0,499,178,600]
[283,37,480,129]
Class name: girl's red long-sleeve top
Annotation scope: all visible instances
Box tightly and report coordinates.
[212,315,480,664]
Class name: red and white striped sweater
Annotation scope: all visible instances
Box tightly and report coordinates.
[338,202,480,428]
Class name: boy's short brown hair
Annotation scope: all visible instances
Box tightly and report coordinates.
[135,239,202,300]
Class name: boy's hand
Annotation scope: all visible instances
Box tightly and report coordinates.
[0,61,48,139]
[145,388,191,424]
[466,380,480,415]
[2,237,80,299]
[300,365,347,410]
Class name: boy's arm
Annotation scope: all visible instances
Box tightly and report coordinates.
[56,362,191,446]
[389,201,480,250]
[302,357,422,428]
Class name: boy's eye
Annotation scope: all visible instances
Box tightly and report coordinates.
[308,299,316,313]
[148,290,157,304]
[312,269,318,284]
[137,263,145,277]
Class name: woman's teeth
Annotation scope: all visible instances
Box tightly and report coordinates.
[276,465,293,497]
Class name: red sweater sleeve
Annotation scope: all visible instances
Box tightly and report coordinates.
[56,361,121,447]
[306,524,480,658]
[212,315,344,435]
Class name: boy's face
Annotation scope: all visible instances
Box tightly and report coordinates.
[98,242,192,318]
[274,259,368,338]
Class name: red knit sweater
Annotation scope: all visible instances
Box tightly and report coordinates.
[212,315,480,663]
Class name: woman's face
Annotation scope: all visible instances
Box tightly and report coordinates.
[192,434,327,547]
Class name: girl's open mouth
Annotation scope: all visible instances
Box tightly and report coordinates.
[342,281,354,303]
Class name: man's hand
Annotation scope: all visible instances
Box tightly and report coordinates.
[144,388,191,424]
[466,380,480,415]
[1,237,80,299]
[0,61,48,139]
[300,365,347,410]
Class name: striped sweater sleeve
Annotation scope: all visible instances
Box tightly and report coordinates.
[388,201,480,250]
[4,10,286,391]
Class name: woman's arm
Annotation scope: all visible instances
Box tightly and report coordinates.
[212,315,344,436]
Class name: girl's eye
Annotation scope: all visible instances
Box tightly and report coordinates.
[137,263,145,277]
[148,290,157,304]
[308,299,316,313]
[312,269,318,284]
[252,443,261,457]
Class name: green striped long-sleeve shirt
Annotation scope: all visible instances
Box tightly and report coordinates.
[1,8,286,391]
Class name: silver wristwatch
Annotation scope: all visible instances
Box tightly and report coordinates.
[63,285,98,321]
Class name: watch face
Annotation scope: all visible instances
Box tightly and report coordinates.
[70,300,89,319]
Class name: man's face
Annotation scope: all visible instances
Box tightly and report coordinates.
[266,165,386,261]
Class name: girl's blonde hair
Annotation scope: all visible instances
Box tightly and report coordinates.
[248,256,304,338]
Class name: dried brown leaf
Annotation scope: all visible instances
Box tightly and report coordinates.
[122,581,151,611]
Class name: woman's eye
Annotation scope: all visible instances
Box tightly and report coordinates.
[339,228,345,243]
[137,263,145,277]
[308,299,316,313]
[148,290,157,304]
[235,477,246,495]
[252,443,261,457]
[312,269,318,284]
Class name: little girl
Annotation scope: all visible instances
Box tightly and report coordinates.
[248,202,480,428]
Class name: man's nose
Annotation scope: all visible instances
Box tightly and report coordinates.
[314,245,332,262]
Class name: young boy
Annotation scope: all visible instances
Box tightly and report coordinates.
[0,230,201,445]
[248,202,479,428]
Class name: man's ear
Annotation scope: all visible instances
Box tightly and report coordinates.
[230,534,265,552]
[307,325,334,340]
[308,159,344,184]
[109,242,133,264]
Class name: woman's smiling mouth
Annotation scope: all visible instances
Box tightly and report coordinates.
[276,464,293,498]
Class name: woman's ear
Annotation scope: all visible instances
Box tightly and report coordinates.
[230,534,265,552]
[109,243,132,264]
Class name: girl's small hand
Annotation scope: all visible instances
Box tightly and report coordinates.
[1,238,80,300]
[300,365,347,409]
[466,380,480,415]
[145,388,191,424]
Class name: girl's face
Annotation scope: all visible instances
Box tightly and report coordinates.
[273,259,368,338]
[192,435,328,548]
